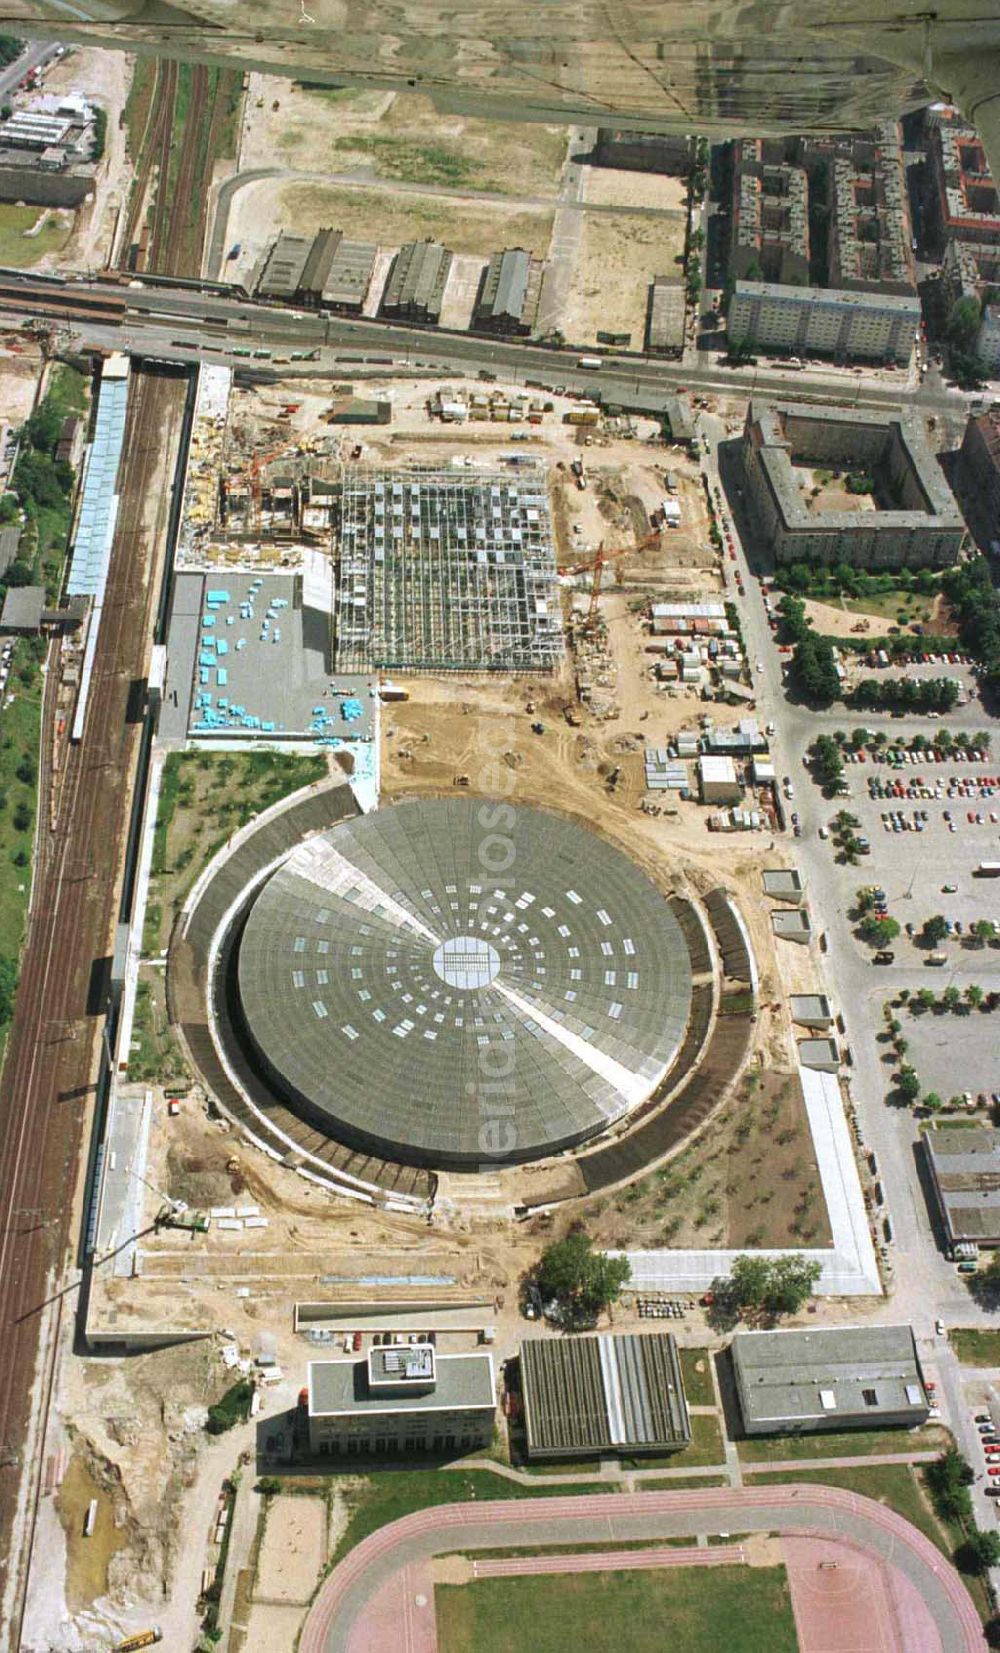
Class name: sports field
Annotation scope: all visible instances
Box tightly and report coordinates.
[436,1564,798,1653]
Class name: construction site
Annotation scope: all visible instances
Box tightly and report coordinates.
[333,466,561,672]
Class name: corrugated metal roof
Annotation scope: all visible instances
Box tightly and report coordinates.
[521,1332,690,1457]
[66,366,129,598]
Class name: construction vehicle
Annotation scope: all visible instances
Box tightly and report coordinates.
[114,1631,162,1652]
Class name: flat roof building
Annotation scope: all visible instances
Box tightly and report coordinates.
[474,247,545,336]
[646,278,686,356]
[382,239,453,324]
[772,907,812,943]
[798,1036,840,1072]
[0,585,45,633]
[729,279,919,365]
[307,1344,496,1456]
[698,753,742,804]
[732,1325,928,1436]
[763,868,806,903]
[925,1126,1000,1250]
[520,1332,690,1459]
[790,993,833,1027]
[742,399,967,570]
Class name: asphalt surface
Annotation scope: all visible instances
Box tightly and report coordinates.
[701,407,1000,1575]
[299,1486,987,1653]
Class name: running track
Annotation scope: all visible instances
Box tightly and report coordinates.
[299,1486,987,1653]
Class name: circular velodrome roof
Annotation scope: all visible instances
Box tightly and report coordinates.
[235,799,693,1169]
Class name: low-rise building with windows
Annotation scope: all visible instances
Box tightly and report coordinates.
[306,1343,496,1457]
[732,1325,929,1436]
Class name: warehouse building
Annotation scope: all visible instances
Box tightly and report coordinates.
[254,228,377,311]
[728,279,919,365]
[732,1325,928,1436]
[473,247,545,335]
[307,1343,496,1456]
[741,399,967,569]
[519,1332,690,1460]
[381,239,453,324]
[297,227,378,313]
[925,1125,1000,1250]
[646,278,686,356]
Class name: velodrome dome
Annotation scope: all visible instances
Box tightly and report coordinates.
[234,799,693,1168]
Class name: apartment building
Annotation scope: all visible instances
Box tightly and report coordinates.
[728,279,918,364]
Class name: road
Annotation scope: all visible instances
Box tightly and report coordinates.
[299,1485,987,1653]
[701,409,1000,1574]
[0,371,187,1645]
[0,42,58,105]
[0,272,983,420]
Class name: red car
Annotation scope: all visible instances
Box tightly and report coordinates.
[352,1330,362,1351]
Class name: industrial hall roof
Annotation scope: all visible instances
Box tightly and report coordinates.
[520,1332,691,1457]
[236,799,693,1169]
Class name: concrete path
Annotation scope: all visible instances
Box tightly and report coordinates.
[470,1540,747,1578]
[298,1485,987,1653]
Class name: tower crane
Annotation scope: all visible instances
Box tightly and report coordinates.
[560,525,664,630]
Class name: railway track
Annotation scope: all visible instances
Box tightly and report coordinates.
[0,369,188,1644]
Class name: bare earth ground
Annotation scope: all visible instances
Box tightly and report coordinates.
[37,47,133,272]
[240,78,569,197]
[226,179,554,290]
[254,1494,327,1604]
[563,211,687,346]
[242,1602,306,1652]
[582,169,688,213]
[0,359,44,428]
[569,1069,831,1252]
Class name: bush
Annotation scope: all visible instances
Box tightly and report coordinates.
[205,1379,253,1435]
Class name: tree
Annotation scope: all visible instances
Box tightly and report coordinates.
[922,915,948,947]
[957,1529,1000,1575]
[971,919,996,948]
[926,1448,975,1524]
[856,887,877,915]
[791,631,840,705]
[942,985,962,1012]
[810,734,844,791]
[859,915,901,947]
[534,1231,631,1323]
[726,1253,821,1322]
[965,984,985,1010]
[896,1066,920,1103]
[947,295,982,350]
[923,1092,943,1113]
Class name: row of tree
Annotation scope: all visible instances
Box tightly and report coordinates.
[532,1233,821,1327]
[942,557,1000,699]
[851,676,959,713]
[778,595,842,704]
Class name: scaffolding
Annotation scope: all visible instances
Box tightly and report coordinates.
[333,465,562,672]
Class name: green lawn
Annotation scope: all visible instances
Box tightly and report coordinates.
[843,590,939,625]
[679,1347,716,1409]
[436,1565,798,1653]
[651,1412,725,1470]
[0,643,44,1064]
[0,204,72,268]
[318,1469,615,1569]
[950,1329,1000,1368]
[738,1425,950,1464]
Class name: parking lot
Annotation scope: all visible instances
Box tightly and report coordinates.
[904,1013,1000,1103]
[814,736,1000,964]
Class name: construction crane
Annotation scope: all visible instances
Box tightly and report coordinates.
[560,526,664,630]
[228,437,302,530]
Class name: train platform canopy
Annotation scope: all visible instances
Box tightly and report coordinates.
[66,359,130,598]
[520,1331,691,1460]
